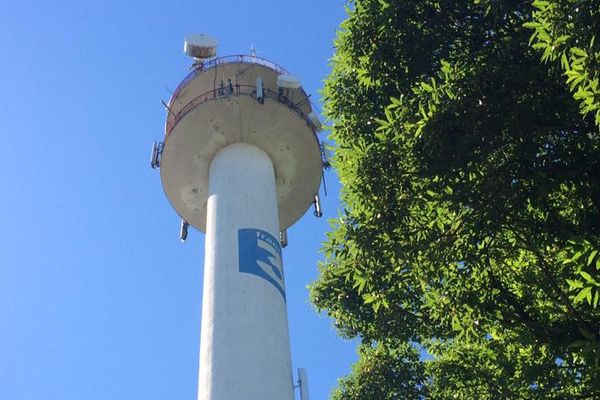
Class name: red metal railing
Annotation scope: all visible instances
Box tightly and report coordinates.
[169,55,291,105]
[164,84,317,138]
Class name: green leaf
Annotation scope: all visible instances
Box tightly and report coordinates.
[574,287,592,303]
[436,219,445,232]
[579,271,595,284]
[522,21,540,29]
[587,250,598,266]
[572,251,584,262]
[353,276,367,293]
[567,279,584,289]
[378,0,389,10]
[570,47,588,58]
[579,327,597,342]
[569,340,590,349]
[561,53,570,71]
[451,316,462,332]
[372,301,381,313]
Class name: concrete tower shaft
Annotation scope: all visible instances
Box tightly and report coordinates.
[159,52,322,400]
[200,143,293,399]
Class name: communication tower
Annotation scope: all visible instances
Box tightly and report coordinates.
[152,34,323,400]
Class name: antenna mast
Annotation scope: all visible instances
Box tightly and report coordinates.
[152,34,325,400]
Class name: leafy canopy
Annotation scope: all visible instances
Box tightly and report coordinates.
[314,0,600,398]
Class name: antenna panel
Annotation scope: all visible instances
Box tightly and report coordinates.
[277,74,301,89]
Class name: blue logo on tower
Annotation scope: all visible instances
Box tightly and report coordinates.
[238,228,285,300]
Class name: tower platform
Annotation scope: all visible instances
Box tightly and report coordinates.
[160,55,322,231]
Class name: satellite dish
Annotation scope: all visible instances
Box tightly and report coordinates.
[184,34,218,60]
[277,74,301,89]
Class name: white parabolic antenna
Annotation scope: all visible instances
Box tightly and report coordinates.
[184,34,218,59]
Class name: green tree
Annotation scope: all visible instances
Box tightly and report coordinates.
[526,0,600,129]
[313,0,600,398]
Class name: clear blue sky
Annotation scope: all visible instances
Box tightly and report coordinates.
[0,1,356,399]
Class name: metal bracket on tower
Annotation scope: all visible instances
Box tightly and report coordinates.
[294,368,310,400]
[256,77,264,104]
[179,219,189,242]
[319,143,331,170]
[319,142,331,196]
[279,230,288,248]
[308,112,322,132]
[294,94,311,109]
[321,170,328,197]
[313,194,323,218]
[150,141,164,169]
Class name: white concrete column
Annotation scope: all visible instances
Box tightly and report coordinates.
[198,143,294,400]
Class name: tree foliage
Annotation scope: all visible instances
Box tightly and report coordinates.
[526,0,600,128]
[314,0,600,398]
[331,342,426,400]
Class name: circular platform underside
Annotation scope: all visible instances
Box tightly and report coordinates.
[160,95,322,232]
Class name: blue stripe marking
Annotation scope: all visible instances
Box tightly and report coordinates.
[238,228,286,301]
